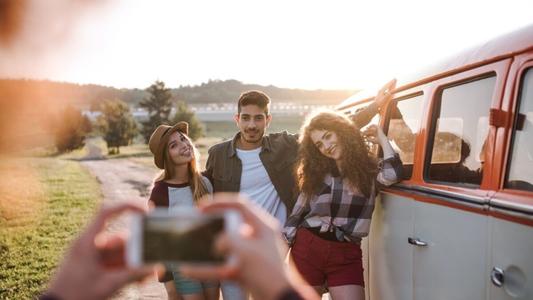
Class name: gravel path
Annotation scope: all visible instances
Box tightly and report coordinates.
[81,155,167,299]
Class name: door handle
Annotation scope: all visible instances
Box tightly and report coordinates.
[407,237,428,247]
[491,267,505,287]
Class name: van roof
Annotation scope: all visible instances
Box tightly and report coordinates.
[338,23,533,110]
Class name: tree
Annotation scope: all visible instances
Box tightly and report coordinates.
[97,99,137,155]
[139,80,173,143]
[53,105,92,153]
[172,101,204,140]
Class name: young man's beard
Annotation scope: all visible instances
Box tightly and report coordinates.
[242,129,263,144]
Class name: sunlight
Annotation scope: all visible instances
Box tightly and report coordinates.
[1,0,532,90]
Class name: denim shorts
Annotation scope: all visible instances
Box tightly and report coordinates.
[172,270,218,295]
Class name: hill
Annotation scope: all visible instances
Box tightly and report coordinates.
[0,78,356,109]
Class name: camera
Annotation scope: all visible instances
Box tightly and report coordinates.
[126,208,241,266]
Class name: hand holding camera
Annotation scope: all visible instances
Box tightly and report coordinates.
[44,194,316,300]
[45,203,156,300]
[127,193,315,300]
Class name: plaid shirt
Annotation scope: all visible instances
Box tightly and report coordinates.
[283,154,402,245]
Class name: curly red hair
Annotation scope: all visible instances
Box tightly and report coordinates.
[297,111,378,198]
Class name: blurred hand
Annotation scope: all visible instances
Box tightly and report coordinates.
[46,203,156,300]
[180,193,318,300]
[374,78,397,109]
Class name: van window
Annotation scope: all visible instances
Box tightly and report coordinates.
[505,67,533,192]
[386,93,424,180]
[426,75,496,186]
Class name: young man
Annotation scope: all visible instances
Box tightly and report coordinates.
[204,91,298,225]
[204,90,294,300]
[204,82,396,221]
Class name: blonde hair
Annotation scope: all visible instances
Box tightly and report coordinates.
[155,133,209,202]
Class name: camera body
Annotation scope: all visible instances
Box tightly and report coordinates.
[127,207,241,267]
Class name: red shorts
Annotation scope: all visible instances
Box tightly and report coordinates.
[290,228,364,287]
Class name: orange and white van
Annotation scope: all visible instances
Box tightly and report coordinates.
[337,24,533,300]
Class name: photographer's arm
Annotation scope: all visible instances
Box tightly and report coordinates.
[180,195,319,300]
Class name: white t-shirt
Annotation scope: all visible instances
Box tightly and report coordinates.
[150,176,213,213]
[236,147,287,224]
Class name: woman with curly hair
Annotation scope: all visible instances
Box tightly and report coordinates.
[284,108,402,300]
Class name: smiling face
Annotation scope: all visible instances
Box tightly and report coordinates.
[166,131,193,166]
[310,129,343,161]
[234,104,271,148]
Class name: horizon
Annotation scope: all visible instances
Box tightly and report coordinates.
[0,77,357,92]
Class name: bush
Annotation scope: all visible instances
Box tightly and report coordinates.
[52,106,91,153]
[172,101,204,141]
[97,99,137,155]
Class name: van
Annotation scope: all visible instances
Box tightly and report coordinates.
[337,24,533,300]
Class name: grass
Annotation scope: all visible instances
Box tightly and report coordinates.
[203,116,305,140]
[95,118,304,169]
[0,156,101,299]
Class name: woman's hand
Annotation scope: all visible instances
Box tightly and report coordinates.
[363,125,385,144]
[364,125,398,160]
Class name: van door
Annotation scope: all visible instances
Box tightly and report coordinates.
[488,55,533,300]
[368,91,424,300]
[411,60,510,300]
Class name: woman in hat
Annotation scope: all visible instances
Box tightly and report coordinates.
[148,122,219,300]
[283,103,402,299]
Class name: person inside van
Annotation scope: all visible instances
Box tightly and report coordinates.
[283,111,402,300]
[428,132,483,185]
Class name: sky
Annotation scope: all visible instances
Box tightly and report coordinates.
[0,0,532,91]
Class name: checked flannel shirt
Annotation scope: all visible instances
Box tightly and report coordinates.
[283,154,403,245]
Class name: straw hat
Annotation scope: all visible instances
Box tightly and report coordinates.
[148,122,189,169]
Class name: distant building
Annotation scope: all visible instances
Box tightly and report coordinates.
[83,102,335,123]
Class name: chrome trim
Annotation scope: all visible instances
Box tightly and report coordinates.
[490,198,533,215]
[386,184,488,209]
[490,206,533,221]
[387,184,533,221]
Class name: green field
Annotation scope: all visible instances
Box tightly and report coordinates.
[204,116,305,140]
[92,117,304,169]
[0,157,101,299]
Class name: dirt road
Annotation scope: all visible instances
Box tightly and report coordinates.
[81,153,167,299]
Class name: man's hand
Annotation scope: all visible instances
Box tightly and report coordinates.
[46,203,156,300]
[375,79,397,109]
